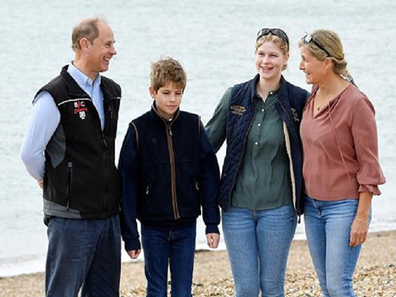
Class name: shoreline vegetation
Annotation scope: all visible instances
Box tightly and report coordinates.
[0,230,395,296]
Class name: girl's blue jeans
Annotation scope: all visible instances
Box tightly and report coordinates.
[222,204,297,297]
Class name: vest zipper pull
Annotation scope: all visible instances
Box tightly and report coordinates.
[102,134,108,148]
[108,105,113,119]
[66,162,72,210]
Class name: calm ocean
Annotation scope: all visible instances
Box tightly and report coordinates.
[0,0,395,277]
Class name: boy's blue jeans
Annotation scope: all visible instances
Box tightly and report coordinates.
[222,205,297,297]
[141,223,197,297]
[304,195,366,297]
[45,215,121,297]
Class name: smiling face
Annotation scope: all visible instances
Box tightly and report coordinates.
[150,82,184,120]
[255,41,289,82]
[299,46,327,85]
[85,21,117,75]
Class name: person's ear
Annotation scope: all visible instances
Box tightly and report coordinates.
[284,52,290,63]
[324,57,333,69]
[79,38,90,51]
[149,86,156,99]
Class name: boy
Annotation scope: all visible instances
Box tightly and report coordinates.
[119,57,220,296]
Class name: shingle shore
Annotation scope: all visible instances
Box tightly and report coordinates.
[1,230,395,296]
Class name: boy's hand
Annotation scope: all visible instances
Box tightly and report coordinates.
[206,233,220,249]
[127,249,141,259]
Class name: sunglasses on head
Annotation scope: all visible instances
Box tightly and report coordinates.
[256,28,289,48]
[302,32,331,57]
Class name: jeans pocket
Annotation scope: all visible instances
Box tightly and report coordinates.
[44,214,52,226]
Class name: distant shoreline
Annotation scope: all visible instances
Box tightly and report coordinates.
[1,230,395,296]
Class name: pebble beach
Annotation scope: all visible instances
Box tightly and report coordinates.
[1,230,395,296]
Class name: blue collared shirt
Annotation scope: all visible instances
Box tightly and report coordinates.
[20,63,104,180]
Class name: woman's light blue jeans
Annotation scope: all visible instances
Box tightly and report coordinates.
[304,195,366,297]
[222,204,297,297]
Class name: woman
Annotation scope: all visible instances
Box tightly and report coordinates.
[206,28,308,297]
[298,29,386,297]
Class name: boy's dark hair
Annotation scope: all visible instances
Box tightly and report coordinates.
[150,57,187,92]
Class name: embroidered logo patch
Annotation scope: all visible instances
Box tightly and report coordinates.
[74,101,88,120]
[230,105,246,116]
[291,108,300,122]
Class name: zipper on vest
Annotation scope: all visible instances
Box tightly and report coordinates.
[109,105,113,120]
[101,133,109,216]
[66,162,73,210]
[166,124,180,220]
[145,183,152,204]
[278,101,299,213]
[102,133,108,148]
[106,105,113,135]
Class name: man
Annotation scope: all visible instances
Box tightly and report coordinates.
[20,17,122,297]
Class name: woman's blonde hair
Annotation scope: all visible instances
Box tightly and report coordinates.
[256,33,289,70]
[298,29,351,79]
